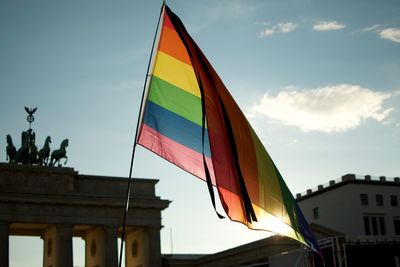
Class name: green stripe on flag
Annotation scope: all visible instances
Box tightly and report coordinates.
[148,76,204,127]
[273,163,302,237]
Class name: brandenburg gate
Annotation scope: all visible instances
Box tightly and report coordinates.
[0,163,170,267]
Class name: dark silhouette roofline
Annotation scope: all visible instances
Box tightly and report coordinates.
[296,173,400,201]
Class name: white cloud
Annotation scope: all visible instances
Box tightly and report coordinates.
[250,85,393,133]
[379,27,400,43]
[183,0,257,34]
[206,0,256,19]
[255,21,270,26]
[359,25,400,44]
[259,22,299,38]
[361,24,382,32]
[313,21,346,31]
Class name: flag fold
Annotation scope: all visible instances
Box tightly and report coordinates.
[137,4,321,255]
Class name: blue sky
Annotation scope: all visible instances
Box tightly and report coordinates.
[1,0,399,266]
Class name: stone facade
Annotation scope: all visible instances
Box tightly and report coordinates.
[0,163,170,267]
[163,174,400,267]
[297,174,400,236]
[163,236,300,267]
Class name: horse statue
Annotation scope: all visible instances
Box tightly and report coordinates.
[50,139,68,167]
[38,136,51,166]
[6,134,16,163]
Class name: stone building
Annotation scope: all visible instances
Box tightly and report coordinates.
[297,173,400,236]
[163,174,400,267]
[0,163,170,267]
[2,164,399,267]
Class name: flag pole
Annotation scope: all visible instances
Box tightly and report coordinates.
[118,3,165,267]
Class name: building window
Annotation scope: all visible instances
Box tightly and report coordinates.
[360,194,368,206]
[376,194,383,206]
[371,217,378,235]
[379,217,386,235]
[394,219,400,235]
[390,195,398,207]
[313,207,319,219]
[363,216,371,235]
[363,215,386,236]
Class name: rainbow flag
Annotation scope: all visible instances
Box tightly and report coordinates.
[137,4,320,254]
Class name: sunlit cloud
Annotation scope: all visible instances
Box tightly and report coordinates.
[313,21,346,31]
[205,0,255,20]
[255,21,270,26]
[184,0,257,34]
[379,27,400,43]
[359,25,400,44]
[259,22,299,38]
[361,24,381,32]
[250,85,394,133]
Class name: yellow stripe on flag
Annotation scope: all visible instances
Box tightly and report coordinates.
[249,127,285,220]
[249,203,306,245]
[153,51,201,98]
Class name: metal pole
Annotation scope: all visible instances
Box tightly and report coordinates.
[118,3,165,267]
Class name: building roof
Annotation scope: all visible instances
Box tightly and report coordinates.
[296,174,400,201]
[162,223,337,267]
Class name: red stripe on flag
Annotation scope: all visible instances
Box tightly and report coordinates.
[138,124,216,185]
[163,10,174,30]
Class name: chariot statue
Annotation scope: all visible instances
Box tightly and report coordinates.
[5,107,69,167]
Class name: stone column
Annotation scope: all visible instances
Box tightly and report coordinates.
[85,225,118,267]
[104,226,118,267]
[125,227,162,267]
[0,222,9,267]
[43,224,73,267]
[147,227,162,267]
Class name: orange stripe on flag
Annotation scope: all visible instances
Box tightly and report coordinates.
[159,26,192,66]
